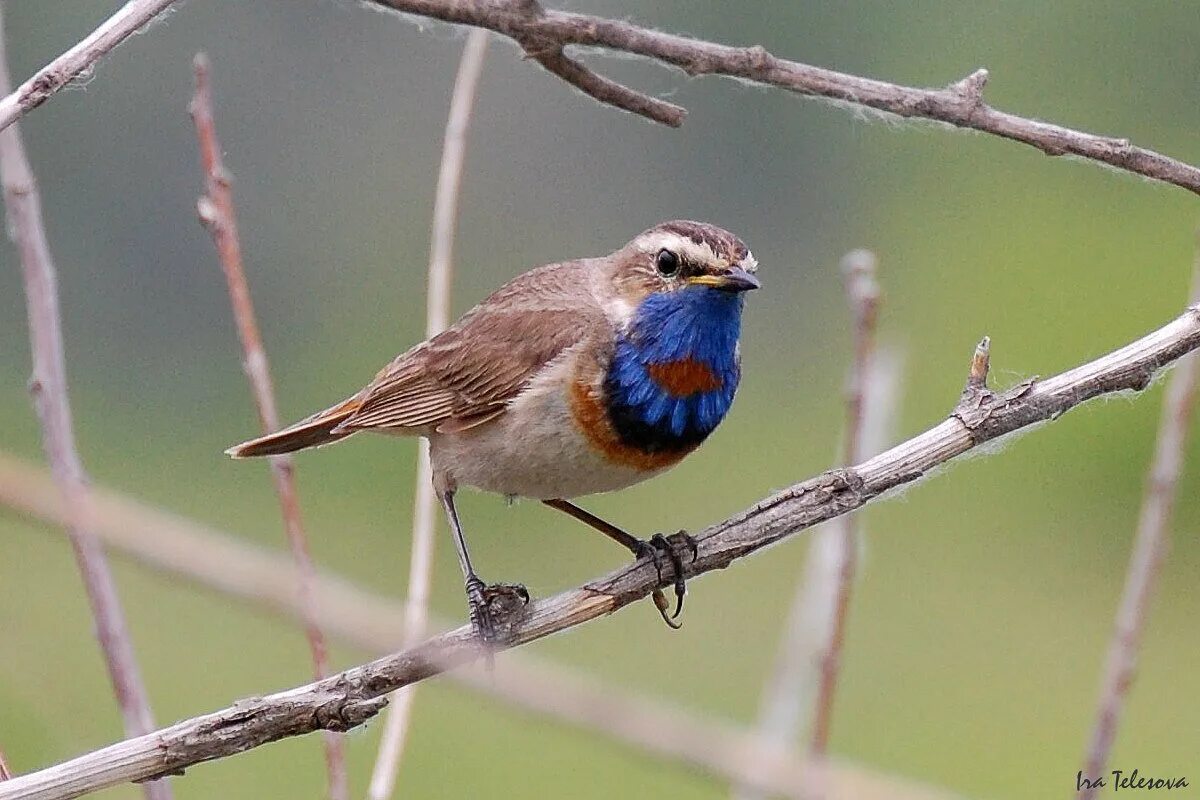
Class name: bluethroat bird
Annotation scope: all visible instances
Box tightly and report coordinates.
[227,221,760,643]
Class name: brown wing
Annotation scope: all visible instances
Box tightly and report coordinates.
[338,261,606,433]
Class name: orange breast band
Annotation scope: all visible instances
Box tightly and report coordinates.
[568,379,695,471]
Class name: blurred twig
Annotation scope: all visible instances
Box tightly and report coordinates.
[363,0,1200,196]
[1078,251,1200,798]
[4,302,1200,799]
[810,250,881,758]
[740,252,887,800]
[189,54,346,800]
[0,12,169,800]
[0,452,964,800]
[0,0,178,132]
[0,750,11,782]
[368,28,489,800]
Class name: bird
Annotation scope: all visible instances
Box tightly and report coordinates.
[227,220,760,643]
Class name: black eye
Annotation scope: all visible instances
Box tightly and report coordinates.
[655,248,680,276]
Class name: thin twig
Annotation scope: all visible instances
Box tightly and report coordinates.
[0,750,10,782]
[1078,252,1200,798]
[0,0,179,132]
[4,302,1200,800]
[740,253,886,800]
[0,452,961,800]
[0,12,169,800]
[188,54,346,800]
[810,251,881,757]
[524,45,685,127]
[360,0,1200,196]
[367,28,489,800]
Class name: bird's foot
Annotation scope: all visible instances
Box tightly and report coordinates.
[464,575,530,648]
[482,582,530,620]
[632,531,698,629]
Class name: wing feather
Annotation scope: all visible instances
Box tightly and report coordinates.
[339,261,608,434]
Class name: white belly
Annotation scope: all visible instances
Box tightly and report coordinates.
[427,359,661,499]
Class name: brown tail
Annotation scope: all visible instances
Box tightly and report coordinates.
[225,396,361,458]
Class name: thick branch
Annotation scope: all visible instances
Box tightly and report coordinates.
[366,0,1200,195]
[0,455,962,800]
[3,302,1199,800]
[0,11,169,800]
[0,0,179,132]
[189,54,346,800]
[1,1,1195,194]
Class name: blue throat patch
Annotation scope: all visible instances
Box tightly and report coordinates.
[604,286,743,453]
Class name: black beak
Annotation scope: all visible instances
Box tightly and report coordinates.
[717,265,761,292]
[688,266,761,292]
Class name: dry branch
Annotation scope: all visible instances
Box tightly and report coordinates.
[189,54,346,800]
[3,301,1199,800]
[0,0,179,132]
[364,0,1200,196]
[0,452,963,800]
[0,2,1196,194]
[0,11,169,800]
[1079,259,1200,797]
[810,250,881,758]
[368,28,489,800]
[740,251,886,800]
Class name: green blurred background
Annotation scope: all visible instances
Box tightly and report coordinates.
[2,1,1198,798]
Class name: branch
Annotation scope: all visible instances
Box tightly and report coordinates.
[0,453,962,800]
[810,249,882,757]
[188,54,346,800]
[0,0,179,132]
[1079,254,1200,797]
[368,28,489,800]
[0,11,170,800]
[4,300,1200,799]
[1,1,1195,194]
[364,0,1200,196]
[741,251,889,800]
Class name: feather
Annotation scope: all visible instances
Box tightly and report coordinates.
[337,260,610,434]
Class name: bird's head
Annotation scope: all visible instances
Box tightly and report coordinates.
[607,220,760,312]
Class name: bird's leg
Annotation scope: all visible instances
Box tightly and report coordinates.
[439,489,527,647]
[542,499,697,628]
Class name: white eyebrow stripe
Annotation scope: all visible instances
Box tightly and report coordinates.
[634,231,723,266]
[739,251,758,273]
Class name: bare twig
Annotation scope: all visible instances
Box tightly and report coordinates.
[0,750,11,782]
[1078,255,1200,798]
[188,54,346,800]
[0,12,169,800]
[0,1,1195,194]
[741,252,885,800]
[359,0,1200,196]
[4,301,1199,800]
[367,28,489,800]
[0,452,961,800]
[0,0,179,132]
[810,251,881,757]
[524,46,684,127]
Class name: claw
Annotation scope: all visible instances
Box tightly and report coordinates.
[652,589,683,629]
[634,531,697,629]
[483,582,530,619]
